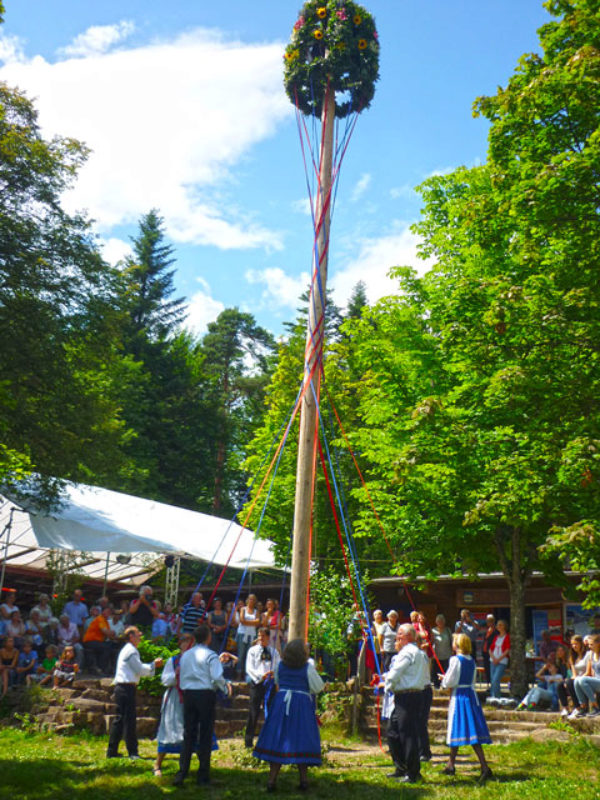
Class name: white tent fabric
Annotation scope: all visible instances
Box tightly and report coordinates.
[0,482,278,587]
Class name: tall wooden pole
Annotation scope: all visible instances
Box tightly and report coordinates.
[288,86,336,643]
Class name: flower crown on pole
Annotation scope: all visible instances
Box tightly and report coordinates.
[284,0,379,118]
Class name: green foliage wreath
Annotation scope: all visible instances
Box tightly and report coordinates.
[284,1,379,118]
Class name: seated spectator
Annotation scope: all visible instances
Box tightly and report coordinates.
[539,630,559,660]
[516,652,565,711]
[33,644,58,686]
[53,645,79,687]
[573,633,600,718]
[15,640,38,685]
[25,610,44,650]
[6,610,26,649]
[83,607,115,673]
[31,593,53,626]
[152,602,170,641]
[83,606,100,634]
[566,635,590,718]
[109,609,125,640]
[0,590,18,621]
[0,636,19,696]
[44,617,61,651]
[58,613,84,665]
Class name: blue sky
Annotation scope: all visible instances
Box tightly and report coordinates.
[0,1,549,336]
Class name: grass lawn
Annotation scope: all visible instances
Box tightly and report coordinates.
[0,726,599,800]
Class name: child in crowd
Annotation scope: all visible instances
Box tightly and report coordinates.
[16,640,38,685]
[33,644,58,686]
[53,645,79,687]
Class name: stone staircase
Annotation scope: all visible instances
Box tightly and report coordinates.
[5,678,253,738]
[5,679,600,746]
[361,687,600,746]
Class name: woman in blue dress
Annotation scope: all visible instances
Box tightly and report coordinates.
[440,633,493,783]
[253,638,324,792]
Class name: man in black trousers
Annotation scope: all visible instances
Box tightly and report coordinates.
[106,626,163,759]
[244,627,279,749]
[174,623,231,787]
[384,624,429,784]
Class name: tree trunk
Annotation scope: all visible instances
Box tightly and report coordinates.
[494,525,529,698]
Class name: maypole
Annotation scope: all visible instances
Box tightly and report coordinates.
[283,1,379,642]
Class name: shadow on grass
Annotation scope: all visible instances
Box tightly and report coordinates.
[0,758,433,799]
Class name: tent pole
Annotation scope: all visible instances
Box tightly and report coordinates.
[0,508,14,594]
[103,552,111,596]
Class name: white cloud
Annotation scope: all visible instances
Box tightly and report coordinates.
[0,28,289,251]
[246,267,310,311]
[99,237,132,265]
[390,184,417,200]
[292,197,312,216]
[185,289,225,336]
[351,173,371,203]
[0,33,25,64]
[59,21,135,58]
[331,224,434,308]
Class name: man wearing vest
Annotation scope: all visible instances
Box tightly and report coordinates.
[244,627,280,749]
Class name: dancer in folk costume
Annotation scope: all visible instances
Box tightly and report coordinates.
[154,632,237,777]
[440,633,493,784]
[154,633,195,775]
[253,638,324,792]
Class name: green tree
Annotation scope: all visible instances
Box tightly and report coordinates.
[201,309,275,516]
[347,0,600,696]
[120,209,186,354]
[0,82,135,489]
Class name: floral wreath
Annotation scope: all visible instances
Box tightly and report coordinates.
[284,1,379,118]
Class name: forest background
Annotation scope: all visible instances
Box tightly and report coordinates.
[1,0,600,696]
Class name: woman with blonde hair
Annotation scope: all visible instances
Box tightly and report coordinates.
[440,633,493,783]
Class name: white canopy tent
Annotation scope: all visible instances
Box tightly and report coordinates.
[0,482,278,591]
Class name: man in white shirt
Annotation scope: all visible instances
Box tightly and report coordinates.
[106,626,163,759]
[244,627,280,749]
[384,623,428,784]
[174,623,232,787]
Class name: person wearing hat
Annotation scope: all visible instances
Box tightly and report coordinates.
[380,611,400,671]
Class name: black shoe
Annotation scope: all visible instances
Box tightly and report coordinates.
[173,772,186,787]
[298,782,308,791]
[266,783,276,793]
[478,767,493,784]
[442,765,456,776]
[106,753,121,759]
